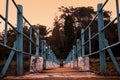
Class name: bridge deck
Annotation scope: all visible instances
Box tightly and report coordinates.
[3,67,120,80]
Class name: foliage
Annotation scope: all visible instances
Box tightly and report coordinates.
[49,6,119,59]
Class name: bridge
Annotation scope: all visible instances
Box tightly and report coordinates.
[0,0,120,79]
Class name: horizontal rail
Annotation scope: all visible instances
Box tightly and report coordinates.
[84,14,98,32]
[100,0,109,12]
[23,17,39,35]
[0,42,39,57]
[0,14,38,47]
[83,0,109,34]
[0,14,18,33]
[12,0,39,35]
[83,15,120,46]
[85,41,120,57]
[22,33,36,45]
[102,15,119,31]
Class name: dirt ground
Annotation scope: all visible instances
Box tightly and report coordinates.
[3,67,120,80]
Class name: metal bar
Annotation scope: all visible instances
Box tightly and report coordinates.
[116,0,120,41]
[1,41,16,77]
[84,40,89,45]
[0,14,18,33]
[77,39,81,57]
[91,32,98,40]
[12,0,39,35]
[85,40,120,57]
[98,3,106,75]
[84,14,98,33]
[23,33,36,45]
[83,0,109,33]
[0,42,34,56]
[29,27,32,54]
[35,29,40,56]
[23,16,38,35]
[85,50,100,57]
[42,40,46,69]
[104,39,120,74]
[81,28,85,56]
[100,0,109,11]
[102,17,117,31]
[4,0,9,44]
[16,5,23,75]
[88,27,92,54]
[12,0,21,12]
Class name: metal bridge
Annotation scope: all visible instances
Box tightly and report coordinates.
[0,0,120,79]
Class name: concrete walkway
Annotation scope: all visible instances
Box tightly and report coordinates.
[3,67,120,80]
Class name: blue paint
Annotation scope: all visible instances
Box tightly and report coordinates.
[29,27,32,54]
[81,28,85,57]
[16,5,23,75]
[4,0,9,45]
[116,0,120,41]
[1,41,16,76]
[35,29,40,56]
[98,3,106,75]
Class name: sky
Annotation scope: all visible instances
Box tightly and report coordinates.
[0,0,119,32]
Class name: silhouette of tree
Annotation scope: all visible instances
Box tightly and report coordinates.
[51,6,113,59]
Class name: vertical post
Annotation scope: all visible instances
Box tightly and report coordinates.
[79,39,82,57]
[74,45,77,60]
[16,5,23,75]
[77,39,80,57]
[88,27,92,54]
[81,28,85,57]
[4,0,9,44]
[42,40,46,69]
[72,46,75,60]
[35,29,40,56]
[116,0,120,41]
[98,3,106,75]
[47,46,50,61]
[29,27,32,54]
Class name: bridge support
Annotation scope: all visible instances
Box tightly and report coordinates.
[35,29,40,56]
[116,0,120,41]
[81,28,85,57]
[16,5,23,75]
[42,40,47,69]
[98,3,106,75]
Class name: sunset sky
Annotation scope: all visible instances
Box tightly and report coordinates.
[0,0,119,32]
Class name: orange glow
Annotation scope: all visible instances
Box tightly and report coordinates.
[0,0,119,32]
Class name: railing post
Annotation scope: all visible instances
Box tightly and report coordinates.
[77,39,82,57]
[81,28,85,57]
[16,5,23,75]
[116,0,120,41]
[88,27,92,54]
[72,46,75,60]
[47,46,50,61]
[98,3,106,75]
[42,40,46,69]
[29,27,32,54]
[4,0,9,44]
[35,29,40,56]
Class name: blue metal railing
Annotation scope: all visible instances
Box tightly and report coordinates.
[0,0,59,77]
[41,40,60,69]
[64,0,120,75]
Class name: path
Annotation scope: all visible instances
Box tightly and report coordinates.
[3,67,120,80]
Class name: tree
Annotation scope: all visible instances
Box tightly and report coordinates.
[51,6,112,59]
